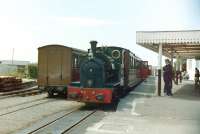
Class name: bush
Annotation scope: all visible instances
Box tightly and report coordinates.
[0,64,38,79]
[27,64,38,79]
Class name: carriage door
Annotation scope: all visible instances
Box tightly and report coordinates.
[61,48,72,85]
[47,47,62,85]
[71,53,80,81]
[38,48,48,86]
[123,51,129,87]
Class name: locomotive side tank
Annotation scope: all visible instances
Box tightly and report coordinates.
[67,41,142,104]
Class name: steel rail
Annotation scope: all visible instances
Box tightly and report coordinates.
[0,99,55,117]
[61,110,97,134]
[0,97,46,110]
[27,108,82,134]
[0,87,44,100]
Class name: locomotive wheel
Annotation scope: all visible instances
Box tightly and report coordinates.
[111,91,119,110]
[103,101,118,111]
[118,86,126,98]
[122,89,127,97]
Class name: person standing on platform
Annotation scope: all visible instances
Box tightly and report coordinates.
[163,59,173,96]
[195,68,199,86]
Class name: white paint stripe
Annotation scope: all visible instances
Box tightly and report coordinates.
[87,127,124,134]
[142,83,155,86]
[87,122,104,130]
[87,125,134,134]
[126,125,134,133]
[131,100,140,116]
[87,122,126,134]
[129,91,154,97]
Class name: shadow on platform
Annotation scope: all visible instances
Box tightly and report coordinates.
[173,81,200,101]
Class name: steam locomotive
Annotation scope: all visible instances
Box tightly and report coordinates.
[67,41,147,104]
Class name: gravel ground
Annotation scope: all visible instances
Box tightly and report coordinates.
[0,94,47,110]
[0,94,83,134]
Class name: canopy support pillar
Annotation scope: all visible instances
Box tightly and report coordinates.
[158,44,162,96]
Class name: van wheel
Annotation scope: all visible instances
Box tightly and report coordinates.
[48,90,54,98]
[62,90,68,98]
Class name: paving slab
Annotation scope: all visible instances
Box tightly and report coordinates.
[131,76,156,96]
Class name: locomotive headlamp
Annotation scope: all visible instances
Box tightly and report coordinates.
[69,93,79,99]
[111,63,115,70]
[89,68,93,72]
[88,80,93,87]
[96,94,104,101]
[112,50,120,59]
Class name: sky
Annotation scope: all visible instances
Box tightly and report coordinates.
[0,0,199,65]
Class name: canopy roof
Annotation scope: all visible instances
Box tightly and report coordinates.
[136,30,200,59]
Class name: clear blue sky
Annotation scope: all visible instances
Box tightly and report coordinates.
[0,0,199,65]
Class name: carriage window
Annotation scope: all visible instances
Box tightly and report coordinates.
[72,55,79,68]
[129,55,134,68]
[129,56,132,68]
[135,61,138,68]
[144,61,148,67]
[74,57,78,68]
[130,56,133,68]
[132,57,134,68]
[135,60,140,68]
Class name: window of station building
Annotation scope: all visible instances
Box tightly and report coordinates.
[196,60,200,69]
[187,59,192,70]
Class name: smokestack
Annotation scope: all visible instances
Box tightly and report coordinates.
[90,40,98,57]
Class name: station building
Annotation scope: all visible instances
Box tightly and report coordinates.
[136,30,200,95]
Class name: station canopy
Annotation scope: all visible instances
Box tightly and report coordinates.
[136,30,200,59]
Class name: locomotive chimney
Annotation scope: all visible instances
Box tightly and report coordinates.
[90,40,98,57]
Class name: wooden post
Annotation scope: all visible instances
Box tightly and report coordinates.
[171,47,173,67]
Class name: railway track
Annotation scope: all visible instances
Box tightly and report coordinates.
[16,108,97,134]
[0,98,56,117]
[0,86,45,99]
[0,97,46,111]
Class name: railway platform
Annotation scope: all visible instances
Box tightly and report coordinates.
[85,76,200,134]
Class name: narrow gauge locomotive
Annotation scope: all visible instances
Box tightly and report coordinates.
[67,41,143,104]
